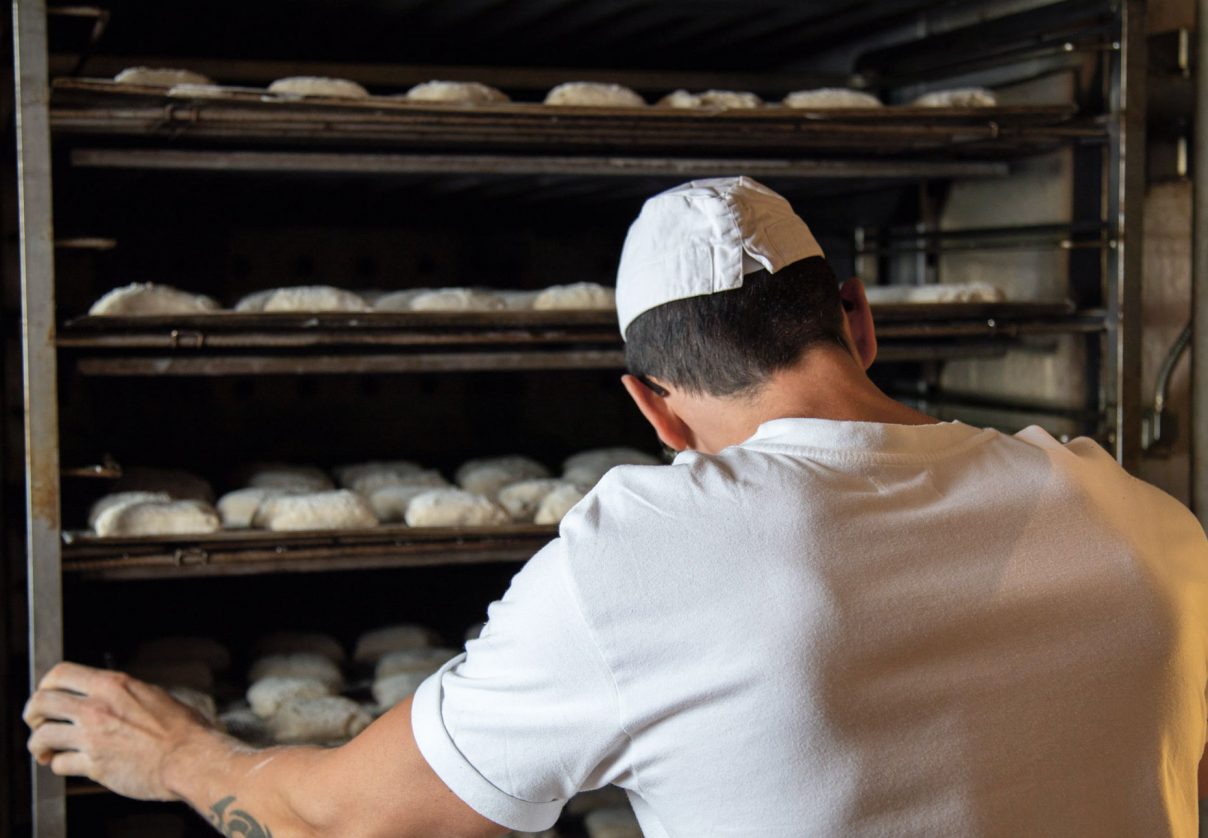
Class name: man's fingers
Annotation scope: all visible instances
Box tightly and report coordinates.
[28,720,82,762]
[48,750,92,779]
[23,689,87,729]
[38,661,107,696]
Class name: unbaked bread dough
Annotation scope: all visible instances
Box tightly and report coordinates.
[782,88,882,109]
[216,488,276,529]
[254,631,346,663]
[499,290,539,311]
[248,652,343,690]
[267,76,370,99]
[114,67,212,87]
[234,286,368,313]
[863,282,1006,304]
[583,808,643,838]
[247,676,333,718]
[368,477,452,523]
[375,648,457,680]
[168,687,218,725]
[532,282,615,311]
[134,636,231,671]
[456,455,549,497]
[408,288,506,312]
[88,491,171,529]
[405,80,509,104]
[267,696,372,744]
[544,82,645,107]
[534,484,585,525]
[113,467,214,503]
[406,489,510,527]
[89,283,221,316]
[218,706,270,745]
[562,447,660,486]
[243,464,334,492]
[372,289,432,311]
[251,490,378,531]
[94,499,221,537]
[337,461,439,495]
[658,89,761,109]
[912,87,998,108]
[353,624,441,664]
[497,479,571,522]
[371,671,432,708]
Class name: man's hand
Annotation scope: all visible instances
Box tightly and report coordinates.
[24,661,214,801]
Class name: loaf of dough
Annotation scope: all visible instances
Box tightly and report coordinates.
[128,661,214,693]
[234,286,368,313]
[251,490,378,532]
[267,76,370,99]
[87,491,171,529]
[267,696,373,744]
[375,648,457,680]
[216,488,275,529]
[455,455,549,497]
[532,282,615,311]
[337,461,440,495]
[534,484,585,525]
[248,653,343,690]
[405,80,509,104]
[545,82,645,107]
[113,467,215,503]
[368,478,452,523]
[218,706,271,745]
[371,671,432,708]
[499,290,540,311]
[168,687,218,725]
[497,479,571,522]
[658,89,761,109]
[406,489,510,527]
[254,631,346,663]
[247,676,333,718]
[372,289,432,311]
[94,499,221,537]
[863,282,1006,304]
[583,808,643,838]
[243,464,334,492]
[353,624,441,664]
[114,67,212,87]
[408,288,506,312]
[562,447,660,486]
[89,283,221,316]
[782,88,882,109]
[912,87,998,108]
[134,636,230,671]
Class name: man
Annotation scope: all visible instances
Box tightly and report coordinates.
[25,177,1208,837]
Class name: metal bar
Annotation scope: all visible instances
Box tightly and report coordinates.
[12,0,65,835]
[1193,0,1208,527]
[1106,0,1147,471]
[67,149,1013,181]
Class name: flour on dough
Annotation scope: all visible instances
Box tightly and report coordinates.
[337,461,440,496]
[532,282,615,311]
[252,490,378,531]
[368,478,452,523]
[782,88,882,109]
[912,87,998,108]
[216,488,275,529]
[94,499,221,537]
[408,288,506,312]
[134,636,231,671]
[372,671,432,709]
[497,479,571,522]
[87,491,170,529]
[353,624,441,664]
[562,447,660,486]
[375,648,457,680]
[545,82,645,107]
[235,286,368,313]
[113,466,215,503]
[372,289,432,311]
[247,676,333,718]
[89,283,221,316]
[248,652,343,691]
[114,67,212,87]
[405,80,509,104]
[534,484,585,525]
[267,696,372,744]
[406,489,510,527]
[254,631,346,663]
[267,76,370,99]
[455,455,549,497]
[243,464,334,492]
[168,687,218,725]
[658,89,762,109]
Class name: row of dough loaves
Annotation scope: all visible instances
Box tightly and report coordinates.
[88,282,615,316]
[114,68,998,110]
[87,448,659,536]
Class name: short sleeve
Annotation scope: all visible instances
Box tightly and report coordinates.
[411,539,627,832]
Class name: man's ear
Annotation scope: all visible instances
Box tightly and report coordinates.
[621,375,693,452]
[838,277,877,370]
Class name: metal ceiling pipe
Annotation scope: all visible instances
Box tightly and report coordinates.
[1195,0,1208,528]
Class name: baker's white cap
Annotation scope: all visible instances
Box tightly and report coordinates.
[615,176,825,338]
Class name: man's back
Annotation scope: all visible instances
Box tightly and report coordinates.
[417,419,1208,837]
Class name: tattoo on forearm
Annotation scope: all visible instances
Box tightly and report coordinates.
[209,795,273,838]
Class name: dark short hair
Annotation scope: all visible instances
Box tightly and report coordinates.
[624,256,848,398]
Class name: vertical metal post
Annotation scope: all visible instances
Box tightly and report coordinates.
[1106,0,1147,472]
[1194,0,1208,528]
[11,0,64,835]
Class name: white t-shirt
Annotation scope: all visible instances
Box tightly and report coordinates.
[412,419,1208,837]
